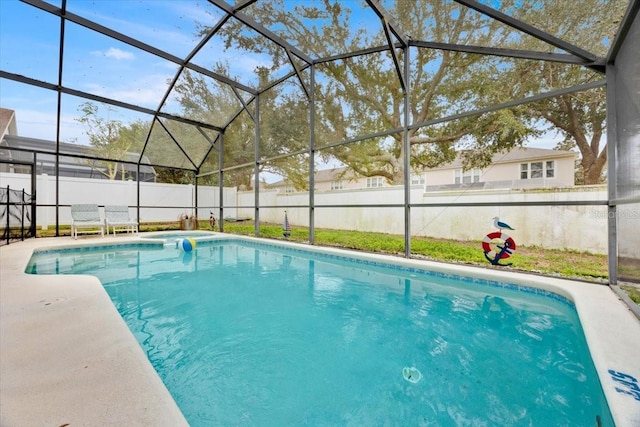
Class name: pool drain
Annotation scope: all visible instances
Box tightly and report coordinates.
[402,366,422,383]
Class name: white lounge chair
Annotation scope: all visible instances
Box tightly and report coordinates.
[70,204,105,239]
[105,205,138,236]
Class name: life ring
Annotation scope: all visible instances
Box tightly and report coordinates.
[482,231,516,260]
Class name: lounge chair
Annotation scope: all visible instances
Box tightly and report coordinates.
[70,204,105,239]
[104,205,138,236]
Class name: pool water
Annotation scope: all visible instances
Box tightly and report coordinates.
[26,240,613,426]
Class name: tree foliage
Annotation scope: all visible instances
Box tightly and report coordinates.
[498,0,627,184]
[207,0,543,185]
[170,0,626,186]
[172,64,310,189]
[75,102,135,180]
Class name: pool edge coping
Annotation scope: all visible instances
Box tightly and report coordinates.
[2,233,639,426]
[0,236,189,427]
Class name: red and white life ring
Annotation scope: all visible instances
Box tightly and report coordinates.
[482,231,517,260]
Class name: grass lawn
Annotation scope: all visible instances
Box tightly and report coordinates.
[620,285,640,304]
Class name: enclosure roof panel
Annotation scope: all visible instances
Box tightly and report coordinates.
[64,0,227,60]
[0,0,633,172]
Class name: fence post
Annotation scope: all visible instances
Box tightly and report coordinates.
[5,185,9,245]
[21,189,26,241]
[40,173,49,230]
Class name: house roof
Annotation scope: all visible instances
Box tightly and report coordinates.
[314,167,357,183]
[1,108,155,175]
[1,135,156,175]
[268,147,576,186]
[0,108,16,139]
[442,147,576,169]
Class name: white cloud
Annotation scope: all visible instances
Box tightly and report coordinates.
[82,72,175,109]
[99,47,135,60]
[72,5,198,58]
[89,47,134,60]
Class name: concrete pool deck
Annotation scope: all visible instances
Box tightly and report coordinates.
[1,234,639,426]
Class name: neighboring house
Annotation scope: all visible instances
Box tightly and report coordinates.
[0,108,156,181]
[0,108,18,138]
[268,147,576,193]
[420,147,576,191]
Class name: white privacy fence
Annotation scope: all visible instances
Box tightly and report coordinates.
[0,173,237,228]
[2,172,629,255]
[237,185,618,254]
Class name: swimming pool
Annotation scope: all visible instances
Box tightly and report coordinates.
[26,238,615,425]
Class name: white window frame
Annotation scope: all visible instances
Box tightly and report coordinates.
[520,161,555,179]
[366,177,384,188]
[545,160,555,178]
[454,168,481,184]
[331,180,343,190]
[530,161,543,178]
[411,174,425,185]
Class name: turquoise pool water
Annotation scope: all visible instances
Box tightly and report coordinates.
[26,240,613,426]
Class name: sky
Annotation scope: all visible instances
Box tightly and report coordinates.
[1,0,574,155]
[1,0,250,142]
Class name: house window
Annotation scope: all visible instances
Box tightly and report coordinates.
[521,161,555,179]
[531,161,543,178]
[454,169,480,184]
[284,185,295,193]
[411,174,425,185]
[520,163,528,179]
[331,180,343,190]
[366,177,384,188]
[546,161,555,178]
